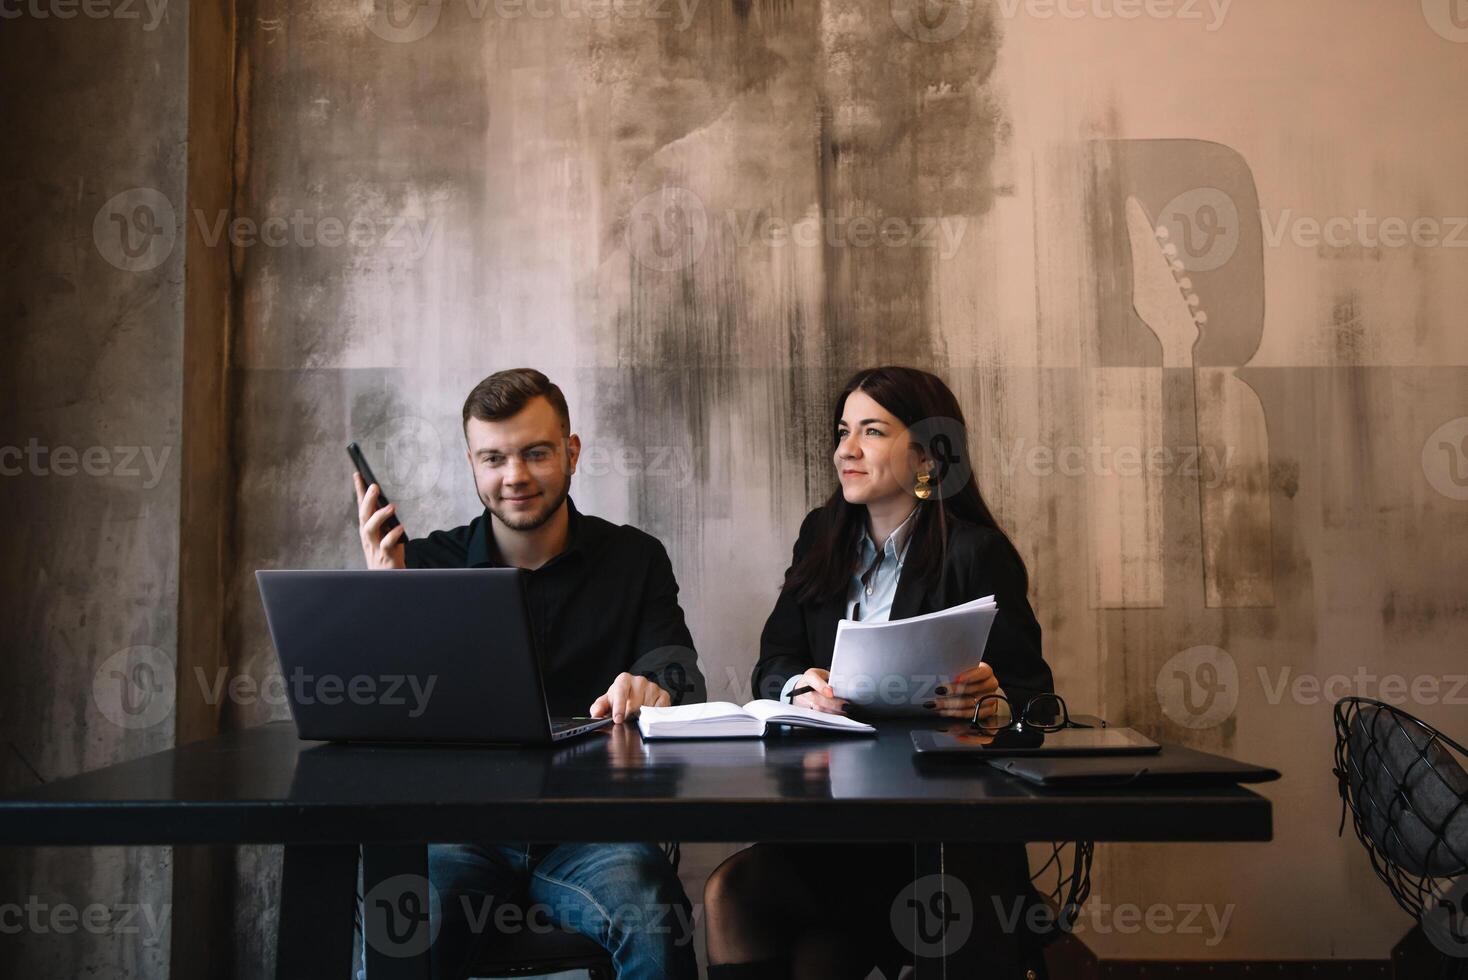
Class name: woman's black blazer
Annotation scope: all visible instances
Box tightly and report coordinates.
[752,507,1053,707]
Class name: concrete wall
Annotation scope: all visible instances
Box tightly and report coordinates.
[0,1,187,977]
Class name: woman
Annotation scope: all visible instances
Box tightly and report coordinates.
[703,366,1053,979]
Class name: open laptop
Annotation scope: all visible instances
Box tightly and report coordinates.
[256,568,612,744]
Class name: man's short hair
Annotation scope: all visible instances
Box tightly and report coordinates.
[462,368,570,434]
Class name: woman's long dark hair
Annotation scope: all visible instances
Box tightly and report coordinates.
[783,366,1027,604]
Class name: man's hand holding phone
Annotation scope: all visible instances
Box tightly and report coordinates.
[354,472,406,570]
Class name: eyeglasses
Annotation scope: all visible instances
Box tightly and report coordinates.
[970,693,1094,735]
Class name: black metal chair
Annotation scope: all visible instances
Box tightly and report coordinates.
[1333,697,1468,978]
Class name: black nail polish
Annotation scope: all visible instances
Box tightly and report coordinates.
[923,701,937,709]
[935,686,949,695]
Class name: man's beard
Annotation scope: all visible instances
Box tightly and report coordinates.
[486,478,571,532]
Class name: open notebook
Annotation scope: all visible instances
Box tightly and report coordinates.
[637,700,876,739]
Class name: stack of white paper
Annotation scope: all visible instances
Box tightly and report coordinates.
[829,595,998,716]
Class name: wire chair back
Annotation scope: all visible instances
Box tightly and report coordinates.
[1333,695,1468,963]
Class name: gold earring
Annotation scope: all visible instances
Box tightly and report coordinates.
[915,472,934,500]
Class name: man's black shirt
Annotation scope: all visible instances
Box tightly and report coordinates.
[404,497,705,716]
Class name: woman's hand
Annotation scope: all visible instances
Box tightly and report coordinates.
[790,668,849,715]
[932,662,1002,721]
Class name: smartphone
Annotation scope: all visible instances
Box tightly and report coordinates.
[347,442,401,534]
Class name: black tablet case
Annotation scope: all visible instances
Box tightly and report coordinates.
[987,743,1281,788]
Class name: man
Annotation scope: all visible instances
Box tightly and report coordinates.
[354,367,703,980]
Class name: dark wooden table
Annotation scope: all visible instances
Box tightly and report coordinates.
[0,720,1273,979]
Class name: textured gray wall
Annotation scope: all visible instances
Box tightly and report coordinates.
[0,2,186,977]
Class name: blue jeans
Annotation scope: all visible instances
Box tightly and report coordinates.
[423,842,697,980]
